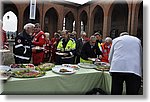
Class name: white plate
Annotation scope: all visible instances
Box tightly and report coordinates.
[56,52,67,56]
[0,65,11,71]
[88,58,100,62]
[78,63,97,69]
[0,49,10,53]
[94,62,110,66]
[62,64,79,70]
[52,66,76,75]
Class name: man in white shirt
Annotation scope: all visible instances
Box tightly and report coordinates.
[109,32,142,95]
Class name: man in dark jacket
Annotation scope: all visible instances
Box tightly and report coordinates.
[76,31,89,63]
[13,23,35,64]
[80,36,102,63]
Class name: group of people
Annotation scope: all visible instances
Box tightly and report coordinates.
[13,22,112,66]
[11,22,142,95]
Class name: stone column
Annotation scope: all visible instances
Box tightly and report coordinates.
[103,10,111,39]
[18,8,24,33]
[130,4,139,36]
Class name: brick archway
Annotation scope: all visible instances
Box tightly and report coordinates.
[80,10,88,34]
[44,7,58,38]
[65,11,75,32]
[91,5,104,36]
[108,1,129,39]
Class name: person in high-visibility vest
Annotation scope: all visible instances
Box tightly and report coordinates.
[80,36,102,63]
[101,37,112,63]
[94,32,103,52]
[55,30,76,65]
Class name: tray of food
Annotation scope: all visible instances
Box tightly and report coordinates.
[52,66,76,75]
[94,62,110,71]
[78,63,97,69]
[62,64,79,70]
[35,63,55,71]
[10,64,35,70]
[11,69,45,78]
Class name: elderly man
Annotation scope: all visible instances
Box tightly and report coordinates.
[13,23,35,64]
[109,32,142,95]
[55,30,76,64]
[80,36,102,63]
[101,37,112,63]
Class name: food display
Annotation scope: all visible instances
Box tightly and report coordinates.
[94,62,110,71]
[12,69,45,78]
[10,64,35,69]
[35,63,55,71]
[52,66,76,75]
[59,69,71,72]
[78,63,97,69]
[62,64,79,70]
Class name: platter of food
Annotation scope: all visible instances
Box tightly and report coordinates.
[78,63,97,69]
[10,64,35,70]
[52,66,76,75]
[12,69,45,78]
[62,64,79,70]
[35,63,55,71]
[94,62,110,71]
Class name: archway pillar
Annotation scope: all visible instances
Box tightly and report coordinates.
[58,15,63,31]
[18,8,24,33]
[88,13,93,37]
[130,4,139,36]
[103,10,111,39]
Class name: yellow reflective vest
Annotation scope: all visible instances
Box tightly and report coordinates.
[57,38,76,52]
[57,38,76,59]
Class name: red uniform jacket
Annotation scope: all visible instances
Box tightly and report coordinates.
[32,31,46,65]
[101,43,111,63]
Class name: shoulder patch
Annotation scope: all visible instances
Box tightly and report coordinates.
[17,39,21,43]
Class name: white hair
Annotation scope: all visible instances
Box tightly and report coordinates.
[45,32,50,39]
[105,37,112,43]
[24,23,35,30]
[80,31,86,36]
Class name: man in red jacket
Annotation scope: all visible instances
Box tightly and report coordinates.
[32,23,46,65]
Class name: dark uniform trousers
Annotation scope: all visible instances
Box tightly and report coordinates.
[111,72,141,95]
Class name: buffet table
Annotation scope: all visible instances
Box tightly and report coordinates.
[2,67,112,95]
